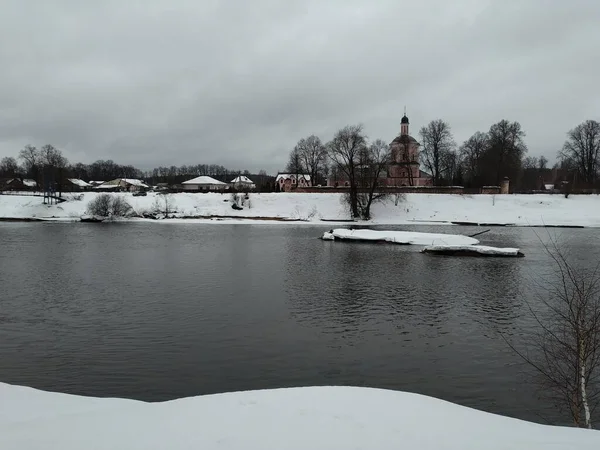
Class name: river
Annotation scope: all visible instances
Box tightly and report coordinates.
[1,222,598,424]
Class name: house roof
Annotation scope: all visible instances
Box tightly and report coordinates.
[5,178,37,187]
[275,174,311,182]
[230,175,254,184]
[68,178,91,187]
[182,176,227,185]
[419,170,433,178]
[95,178,149,188]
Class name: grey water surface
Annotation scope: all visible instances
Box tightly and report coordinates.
[1,222,598,424]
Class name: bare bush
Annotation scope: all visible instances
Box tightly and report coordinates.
[111,196,134,217]
[505,239,600,428]
[87,194,111,217]
[152,194,176,216]
[86,194,133,218]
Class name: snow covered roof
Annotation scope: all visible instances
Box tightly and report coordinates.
[182,176,227,185]
[4,178,37,187]
[95,179,149,188]
[230,175,254,184]
[121,178,148,187]
[67,178,91,187]
[275,173,311,182]
[22,179,37,187]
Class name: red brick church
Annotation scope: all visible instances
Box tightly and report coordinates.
[386,113,432,187]
[328,113,432,187]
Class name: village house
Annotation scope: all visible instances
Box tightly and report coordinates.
[230,175,256,191]
[63,178,92,191]
[95,178,149,192]
[275,173,311,192]
[1,178,38,191]
[181,175,229,192]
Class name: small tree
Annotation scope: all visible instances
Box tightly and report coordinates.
[505,241,600,428]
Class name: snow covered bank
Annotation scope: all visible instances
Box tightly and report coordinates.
[422,245,524,257]
[323,228,479,246]
[1,192,600,226]
[0,383,598,450]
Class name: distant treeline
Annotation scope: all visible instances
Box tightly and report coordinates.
[0,148,276,191]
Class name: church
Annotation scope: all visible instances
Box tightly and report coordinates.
[386,113,432,187]
[327,113,432,187]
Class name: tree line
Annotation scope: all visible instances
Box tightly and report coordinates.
[0,146,274,191]
[285,119,600,191]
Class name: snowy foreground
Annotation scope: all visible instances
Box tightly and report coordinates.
[1,192,600,226]
[322,228,480,245]
[1,383,598,450]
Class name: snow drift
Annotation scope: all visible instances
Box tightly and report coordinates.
[422,245,523,257]
[0,383,598,450]
[323,228,479,246]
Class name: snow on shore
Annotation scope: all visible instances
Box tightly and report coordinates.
[1,192,600,226]
[0,383,598,450]
[323,228,479,245]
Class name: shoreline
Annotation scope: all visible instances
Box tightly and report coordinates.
[0,215,593,228]
[1,192,600,228]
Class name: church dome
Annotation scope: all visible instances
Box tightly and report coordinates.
[401,114,409,124]
[391,134,418,145]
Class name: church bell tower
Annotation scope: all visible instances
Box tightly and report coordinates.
[401,108,409,136]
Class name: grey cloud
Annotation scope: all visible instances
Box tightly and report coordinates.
[0,0,599,173]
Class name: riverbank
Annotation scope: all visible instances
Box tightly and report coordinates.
[1,192,600,227]
[1,383,597,449]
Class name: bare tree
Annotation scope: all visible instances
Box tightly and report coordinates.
[419,120,456,186]
[18,145,40,179]
[460,131,488,186]
[295,135,328,186]
[522,156,539,170]
[539,155,549,170]
[0,156,20,177]
[484,120,527,186]
[285,147,304,190]
[354,139,390,220]
[39,144,68,169]
[505,240,600,428]
[560,120,600,186]
[327,124,368,218]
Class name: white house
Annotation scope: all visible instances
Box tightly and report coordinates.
[230,175,256,190]
[275,173,311,192]
[181,176,229,191]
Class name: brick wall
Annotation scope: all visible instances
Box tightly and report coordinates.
[295,186,501,194]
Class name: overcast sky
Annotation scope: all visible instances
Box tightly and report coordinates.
[1,0,598,174]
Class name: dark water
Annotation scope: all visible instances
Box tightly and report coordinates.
[0,222,599,424]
